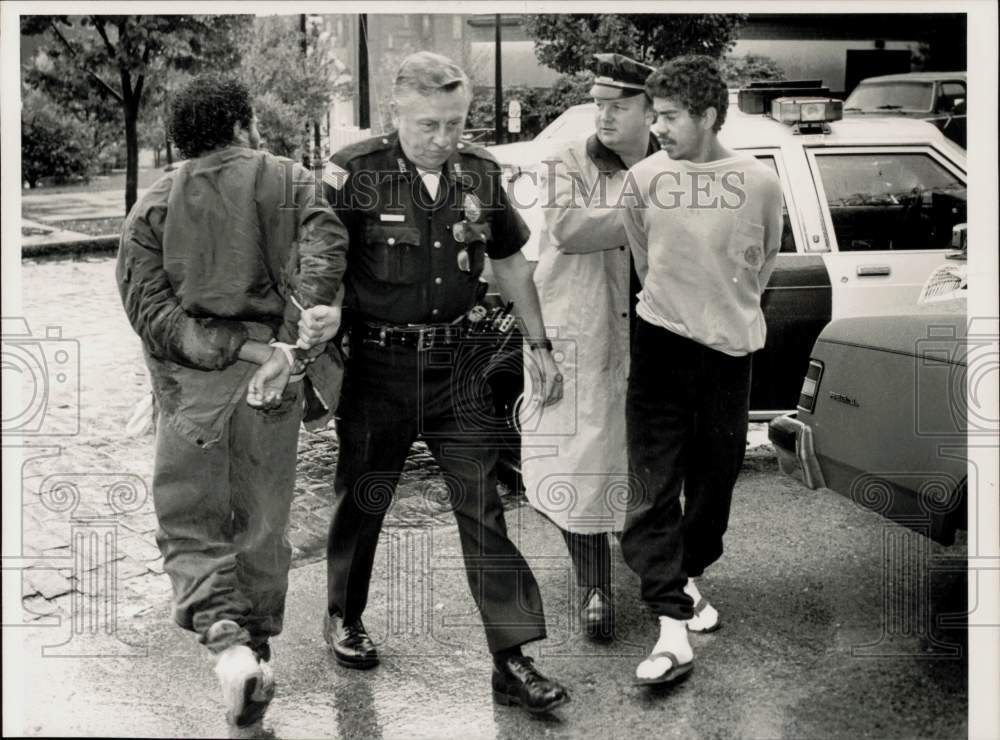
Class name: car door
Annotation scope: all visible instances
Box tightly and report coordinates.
[933,80,967,148]
[806,146,967,320]
[742,148,834,415]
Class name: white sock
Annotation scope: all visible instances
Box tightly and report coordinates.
[684,578,719,631]
[636,616,693,680]
[214,645,262,721]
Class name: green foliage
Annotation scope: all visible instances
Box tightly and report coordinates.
[21,90,92,187]
[719,53,786,88]
[524,14,747,74]
[21,14,253,210]
[236,16,348,159]
[466,73,595,141]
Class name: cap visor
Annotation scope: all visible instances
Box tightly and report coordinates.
[590,83,646,100]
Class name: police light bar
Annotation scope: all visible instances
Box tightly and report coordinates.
[769,97,843,134]
[738,81,830,115]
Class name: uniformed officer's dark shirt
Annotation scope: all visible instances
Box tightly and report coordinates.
[323,133,530,325]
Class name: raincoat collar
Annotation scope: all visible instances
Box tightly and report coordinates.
[585,133,661,175]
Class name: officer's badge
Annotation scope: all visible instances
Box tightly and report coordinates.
[463,193,483,223]
[322,162,349,190]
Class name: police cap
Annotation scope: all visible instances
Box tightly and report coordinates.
[589,53,655,100]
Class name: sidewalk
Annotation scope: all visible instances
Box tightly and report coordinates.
[21,187,136,259]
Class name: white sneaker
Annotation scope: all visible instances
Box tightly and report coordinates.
[214,644,268,727]
[684,578,720,633]
[635,616,694,685]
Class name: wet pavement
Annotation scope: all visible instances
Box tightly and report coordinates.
[7,251,969,737]
[7,459,967,738]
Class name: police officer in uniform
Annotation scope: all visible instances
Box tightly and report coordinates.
[314,51,568,715]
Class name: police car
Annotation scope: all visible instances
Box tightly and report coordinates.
[768,233,970,544]
[487,81,968,418]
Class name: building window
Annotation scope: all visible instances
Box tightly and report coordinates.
[401,15,410,29]
[387,34,394,50]
[422,15,432,36]
[453,15,462,39]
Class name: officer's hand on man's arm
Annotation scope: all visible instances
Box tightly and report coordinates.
[488,251,563,407]
[297,284,345,349]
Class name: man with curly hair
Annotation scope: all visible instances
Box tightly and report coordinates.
[620,55,783,685]
[116,73,347,730]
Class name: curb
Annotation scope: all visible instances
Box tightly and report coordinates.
[22,235,119,260]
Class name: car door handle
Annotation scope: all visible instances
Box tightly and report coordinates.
[856,264,891,277]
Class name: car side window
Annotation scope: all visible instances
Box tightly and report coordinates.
[937,82,967,114]
[814,152,966,251]
[754,155,797,253]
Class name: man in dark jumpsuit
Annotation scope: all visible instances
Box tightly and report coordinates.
[117,75,347,729]
[314,51,568,715]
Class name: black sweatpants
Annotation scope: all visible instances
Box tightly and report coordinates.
[621,318,751,620]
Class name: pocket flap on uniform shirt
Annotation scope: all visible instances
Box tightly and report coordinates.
[365,223,421,247]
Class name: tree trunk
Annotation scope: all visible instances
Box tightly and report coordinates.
[124,98,139,214]
[165,137,173,166]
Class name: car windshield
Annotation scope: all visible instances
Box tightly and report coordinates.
[844,81,934,112]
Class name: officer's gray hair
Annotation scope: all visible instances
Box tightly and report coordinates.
[392,51,473,107]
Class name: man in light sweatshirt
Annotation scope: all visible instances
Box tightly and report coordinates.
[620,55,783,685]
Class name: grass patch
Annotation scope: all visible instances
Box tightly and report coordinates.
[54,217,125,236]
[22,166,172,196]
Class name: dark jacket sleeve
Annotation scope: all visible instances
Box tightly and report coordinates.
[286,161,349,308]
[116,176,248,370]
[261,159,350,345]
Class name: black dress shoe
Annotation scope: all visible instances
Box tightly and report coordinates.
[581,586,615,641]
[323,612,379,669]
[492,656,570,714]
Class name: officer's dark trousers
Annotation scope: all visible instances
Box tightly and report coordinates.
[326,339,547,653]
[560,530,612,590]
[621,319,751,621]
[152,385,303,653]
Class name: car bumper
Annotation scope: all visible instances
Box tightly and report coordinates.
[767,413,826,490]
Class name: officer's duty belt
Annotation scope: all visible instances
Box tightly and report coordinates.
[354,321,466,350]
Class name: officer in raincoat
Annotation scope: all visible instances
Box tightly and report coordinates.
[520,54,659,640]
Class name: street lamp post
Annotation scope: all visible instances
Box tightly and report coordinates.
[494,14,503,146]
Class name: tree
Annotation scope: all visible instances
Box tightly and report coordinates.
[524,14,747,74]
[23,48,122,173]
[237,15,347,160]
[21,89,93,187]
[720,53,786,88]
[21,15,251,213]
[466,74,595,141]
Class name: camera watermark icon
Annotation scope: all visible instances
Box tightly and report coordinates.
[914,317,998,438]
[849,471,968,658]
[11,472,150,657]
[851,520,964,659]
[1,317,80,436]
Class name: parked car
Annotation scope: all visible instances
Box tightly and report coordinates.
[843,72,967,148]
[767,236,969,544]
[485,82,968,417]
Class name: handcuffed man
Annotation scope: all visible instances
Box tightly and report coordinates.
[620,55,783,685]
[312,51,570,715]
[116,74,347,729]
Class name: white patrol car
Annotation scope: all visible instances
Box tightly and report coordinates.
[487,82,968,417]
